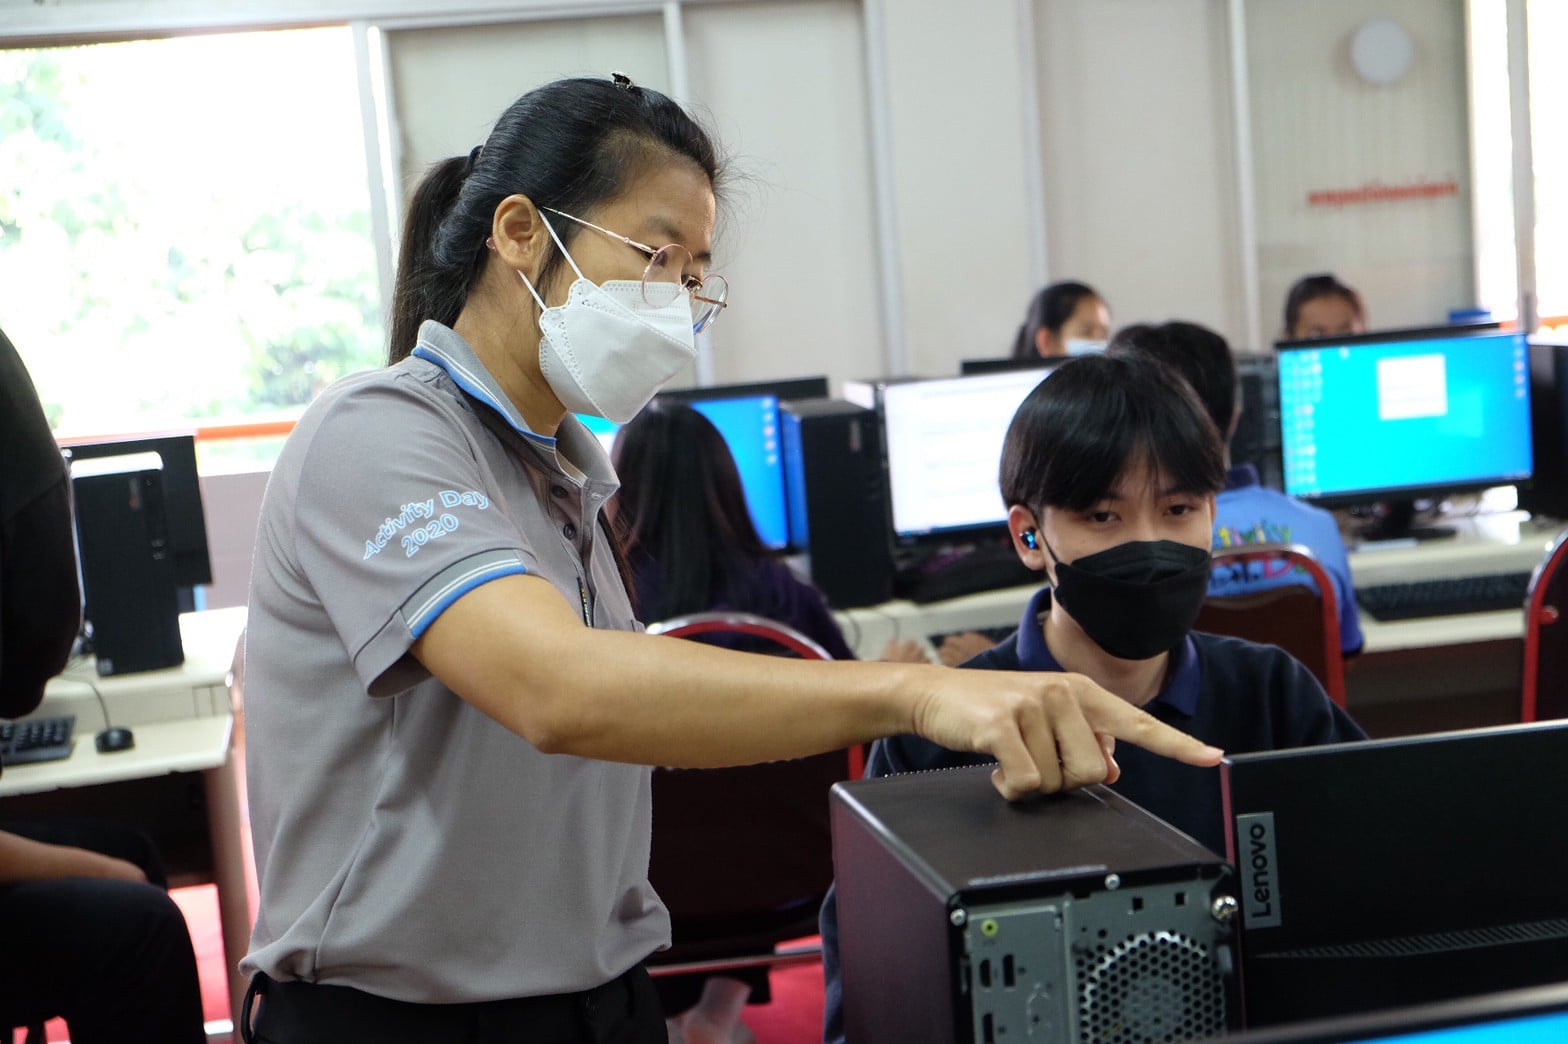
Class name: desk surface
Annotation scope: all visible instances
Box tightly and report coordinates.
[834,511,1567,660]
[2,606,246,798]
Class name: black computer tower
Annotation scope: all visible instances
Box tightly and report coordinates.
[72,465,185,676]
[780,398,894,609]
[1519,341,1568,520]
[832,766,1241,1043]
[1233,353,1283,492]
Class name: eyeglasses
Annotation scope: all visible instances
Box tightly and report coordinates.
[542,208,729,333]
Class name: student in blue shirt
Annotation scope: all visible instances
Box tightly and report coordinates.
[818,353,1365,1044]
[1107,321,1364,656]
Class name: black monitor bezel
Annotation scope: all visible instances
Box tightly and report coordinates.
[62,432,214,589]
[1224,980,1568,1043]
[656,376,830,406]
[958,355,1071,377]
[653,376,831,553]
[1272,324,1533,510]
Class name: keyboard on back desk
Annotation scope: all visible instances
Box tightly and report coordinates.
[0,714,76,767]
[1355,572,1533,622]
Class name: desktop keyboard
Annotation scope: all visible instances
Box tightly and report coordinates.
[0,714,76,767]
[896,548,1039,604]
[926,624,1018,648]
[1356,572,1533,622]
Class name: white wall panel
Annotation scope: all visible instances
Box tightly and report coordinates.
[1034,0,1247,347]
[1246,0,1473,337]
[682,0,884,389]
[385,15,668,197]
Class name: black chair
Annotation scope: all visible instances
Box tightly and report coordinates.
[641,612,854,984]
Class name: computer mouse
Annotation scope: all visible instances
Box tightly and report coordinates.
[95,726,136,753]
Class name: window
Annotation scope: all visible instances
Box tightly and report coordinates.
[0,28,382,466]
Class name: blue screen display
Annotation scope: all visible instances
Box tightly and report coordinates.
[687,395,789,550]
[1278,331,1532,501]
[1339,1010,1568,1043]
[575,396,790,551]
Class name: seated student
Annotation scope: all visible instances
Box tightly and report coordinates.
[817,353,1366,1044]
[612,400,855,662]
[0,325,206,1044]
[1107,321,1364,656]
[612,400,857,1044]
[1010,280,1111,359]
[1284,272,1366,341]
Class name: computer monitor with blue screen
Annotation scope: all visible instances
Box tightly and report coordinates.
[584,376,828,552]
[880,368,1053,545]
[1275,327,1532,540]
[1226,982,1568,1044]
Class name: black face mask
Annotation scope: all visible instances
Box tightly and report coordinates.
[1044,538,1213,661]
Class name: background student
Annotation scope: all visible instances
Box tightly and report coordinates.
[1010,280,1111,359]
[0,325,207,1044]
[1283,272,1367,341]
[611,400,854,661]
[612,400,849,1044]
[239,74,1220,1043]
[1108,320,1364,656]
[818,353,1365,1044]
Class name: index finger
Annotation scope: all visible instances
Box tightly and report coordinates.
[1084,691,1223,767]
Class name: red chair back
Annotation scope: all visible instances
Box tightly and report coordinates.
[1200,543,1348,707]
[1522,530,1568,723]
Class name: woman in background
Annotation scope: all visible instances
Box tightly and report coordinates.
[1283,272,1366,341]
[1010,280,1111,359]
[613,401,854,1044]
[611,400,853,662]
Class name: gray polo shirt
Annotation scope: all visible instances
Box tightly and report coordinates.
[240,320,667,1003]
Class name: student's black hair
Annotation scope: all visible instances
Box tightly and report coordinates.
[610,400,769,621]
[999,353,1225,513]
[1106,320,1238,446]
[1011,280,1103,359]
[388,75,723,363]
[1283,273,1365,339]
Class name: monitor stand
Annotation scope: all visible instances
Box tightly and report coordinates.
[1355,498,1457,543]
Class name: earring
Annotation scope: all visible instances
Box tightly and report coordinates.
[1023,530,1038,549]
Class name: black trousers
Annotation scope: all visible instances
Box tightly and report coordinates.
[243,965,669,1044]
[0,819,206,1044]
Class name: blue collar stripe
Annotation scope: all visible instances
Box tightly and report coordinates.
[411,343,554,447]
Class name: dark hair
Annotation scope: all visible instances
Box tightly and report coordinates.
[1283,273,1365,338]
[999,353,1225,513]
[610,401,769,621]
[1011,281,1103,359]
[1106,320,1237,445]
[389,76,723,363]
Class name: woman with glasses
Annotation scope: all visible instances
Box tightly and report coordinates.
[237,74,1221,1044]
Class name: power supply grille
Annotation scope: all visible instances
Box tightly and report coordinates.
[1076,930,1228,1043]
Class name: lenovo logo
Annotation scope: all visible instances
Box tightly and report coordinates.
[1236,812,1282,929]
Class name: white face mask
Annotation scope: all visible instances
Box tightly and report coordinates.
[516,213,697,424]
[1065,338,1108,356]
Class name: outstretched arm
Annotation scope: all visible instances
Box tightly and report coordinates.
[414,574,1222,799]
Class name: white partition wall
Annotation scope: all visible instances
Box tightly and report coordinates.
[682,0,886,387]
[1244,0,1474,339]
[384,15,670,198]
[1032,0,1248,349]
